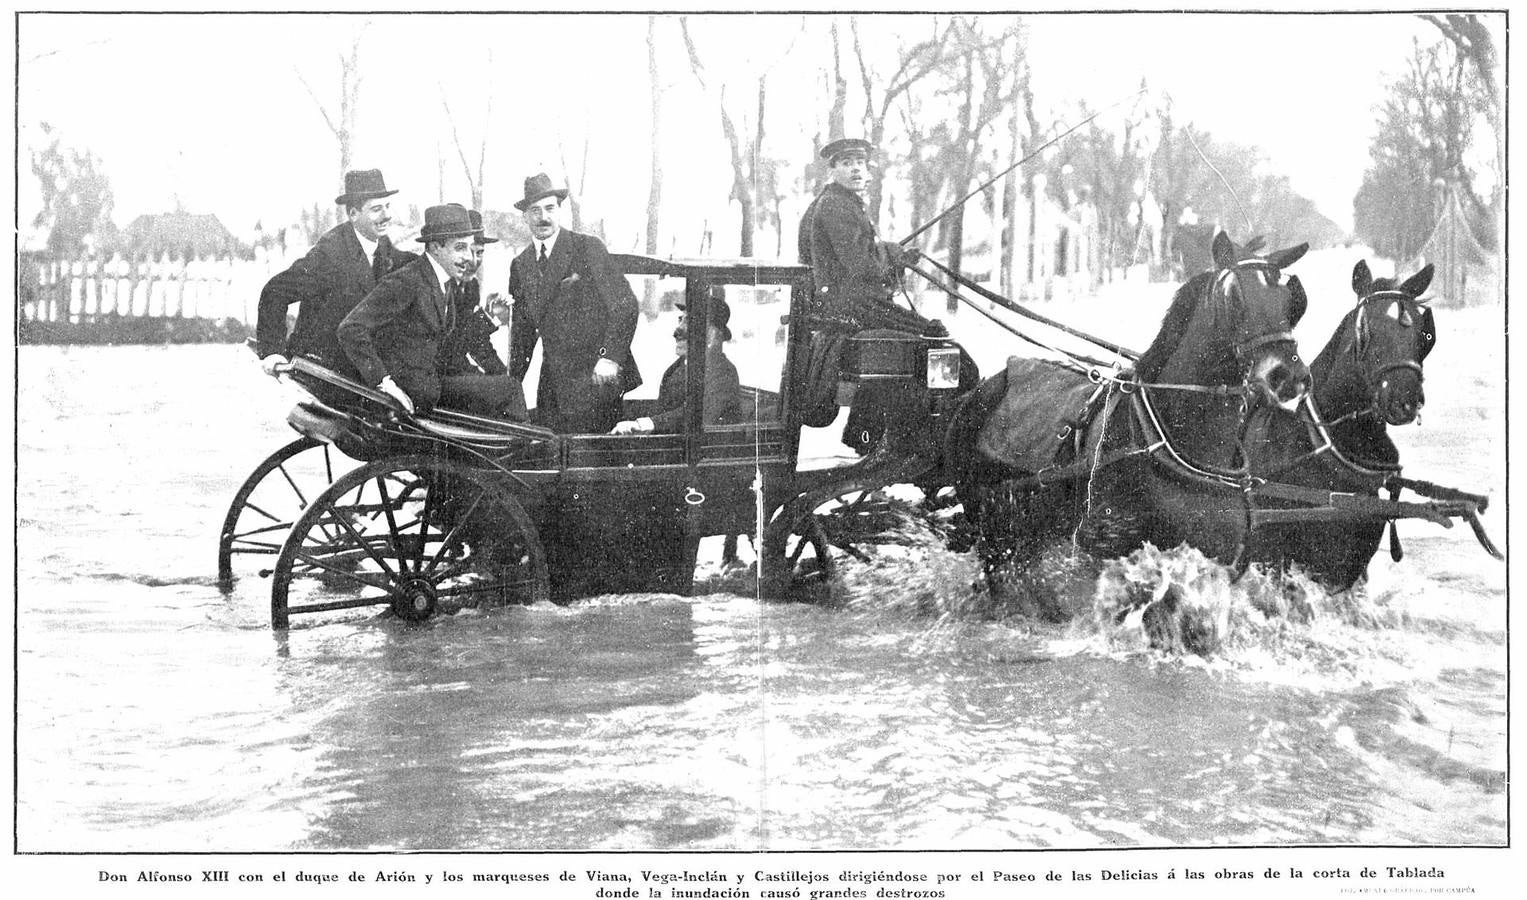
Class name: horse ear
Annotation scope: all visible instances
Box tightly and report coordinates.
[1352,260,1373,297]
[1401,263,1435,297]
[1211,231,1236,269]
[1287,275,1308,325]
[1265,242,1309,270]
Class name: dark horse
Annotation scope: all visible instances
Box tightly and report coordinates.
[945,231,1311,586]
[1243,260,1437,589]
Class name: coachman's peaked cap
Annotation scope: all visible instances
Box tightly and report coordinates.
[820,138,873,163]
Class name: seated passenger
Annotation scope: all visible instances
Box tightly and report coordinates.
[611,295,741,434]
[337,203,527,420]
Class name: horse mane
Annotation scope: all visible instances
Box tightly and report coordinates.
[1135,269,1218,381]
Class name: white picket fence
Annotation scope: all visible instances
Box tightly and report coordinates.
[20,249,302,326]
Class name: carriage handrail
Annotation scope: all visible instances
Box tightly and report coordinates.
[270,353,559,445]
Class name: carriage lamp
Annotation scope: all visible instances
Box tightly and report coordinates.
[926,347,962,389]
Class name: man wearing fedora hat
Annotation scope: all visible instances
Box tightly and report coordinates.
[507,173,641,434]
[337,203,526,419]
[438,209,511,379]
[611,293,740,435]
[255,168,415,379]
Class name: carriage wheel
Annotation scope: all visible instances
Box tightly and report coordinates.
[218,437,356,587]
[759,489,896,600]
[269,455,549,629]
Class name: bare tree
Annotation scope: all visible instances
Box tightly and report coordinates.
[439,50,493,210]
[645,16,664,260]
[680,18,769,257]
[849,16,957,222]
[295,24,367,182]
[556,123,592,233]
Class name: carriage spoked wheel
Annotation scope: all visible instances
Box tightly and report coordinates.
[269,455,549,629]
[218,437,357,588]
[759,489,892,600]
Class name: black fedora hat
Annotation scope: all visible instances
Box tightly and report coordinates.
[334,168,399,207]
[820,138,873,163]
[513,173,570,211]
[418,203,482,243]
[676,294,732,342]
[468,210,499,245]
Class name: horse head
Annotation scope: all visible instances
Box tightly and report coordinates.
[1320,260,1437,426]
[1142,231,1311,414]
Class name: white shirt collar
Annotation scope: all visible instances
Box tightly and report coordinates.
[353,227,379,261]
[425,252,455,294]
[535,229,560,259]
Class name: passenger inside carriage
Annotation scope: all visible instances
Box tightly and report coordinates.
[610,294,741,434]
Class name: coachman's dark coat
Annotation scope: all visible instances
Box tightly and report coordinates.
[255,223,414,371]
[507,229,641,433]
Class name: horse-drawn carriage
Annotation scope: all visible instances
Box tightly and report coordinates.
[221,237,1499,632]
[219,255,969,628]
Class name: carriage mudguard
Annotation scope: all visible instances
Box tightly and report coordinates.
[975,357,1098,471]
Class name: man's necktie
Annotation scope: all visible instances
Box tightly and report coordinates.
[445,280,461,333]
[537,243,548,271]
[372,237,390,283]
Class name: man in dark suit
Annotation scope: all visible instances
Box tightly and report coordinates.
[438,209,510,379]
[337,204,526,419]
[256,169,414,378]
[611,294,740,434]
[507,173,641,433]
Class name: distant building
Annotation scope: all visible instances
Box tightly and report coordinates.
[120,211,251,259]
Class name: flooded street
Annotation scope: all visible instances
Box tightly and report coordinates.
[15,281,1506,851]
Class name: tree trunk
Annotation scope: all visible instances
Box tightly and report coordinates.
[644,16,664,308]
[828,21,848,141]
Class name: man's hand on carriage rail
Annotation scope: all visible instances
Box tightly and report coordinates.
[592,357,621,385]
[378,376,415,414]
[260,354,291,377]
[610,417,654,435]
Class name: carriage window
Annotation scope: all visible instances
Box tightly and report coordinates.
[718,284,790,408]
[624,274,688,405]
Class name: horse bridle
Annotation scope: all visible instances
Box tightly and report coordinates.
[1352,288,1427,388]
[1218,260,1300,364]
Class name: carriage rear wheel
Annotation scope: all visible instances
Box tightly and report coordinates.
[269,455,549,629]
[217,437,353,587]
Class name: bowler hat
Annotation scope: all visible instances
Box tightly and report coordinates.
[677,294,733,342]
[417,203,482,244]
[469,210,499,245]
[334,169,399,207]
[513,173,570,211]
[820,138,873,163]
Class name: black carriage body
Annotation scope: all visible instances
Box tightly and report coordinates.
[237,255,968,623]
